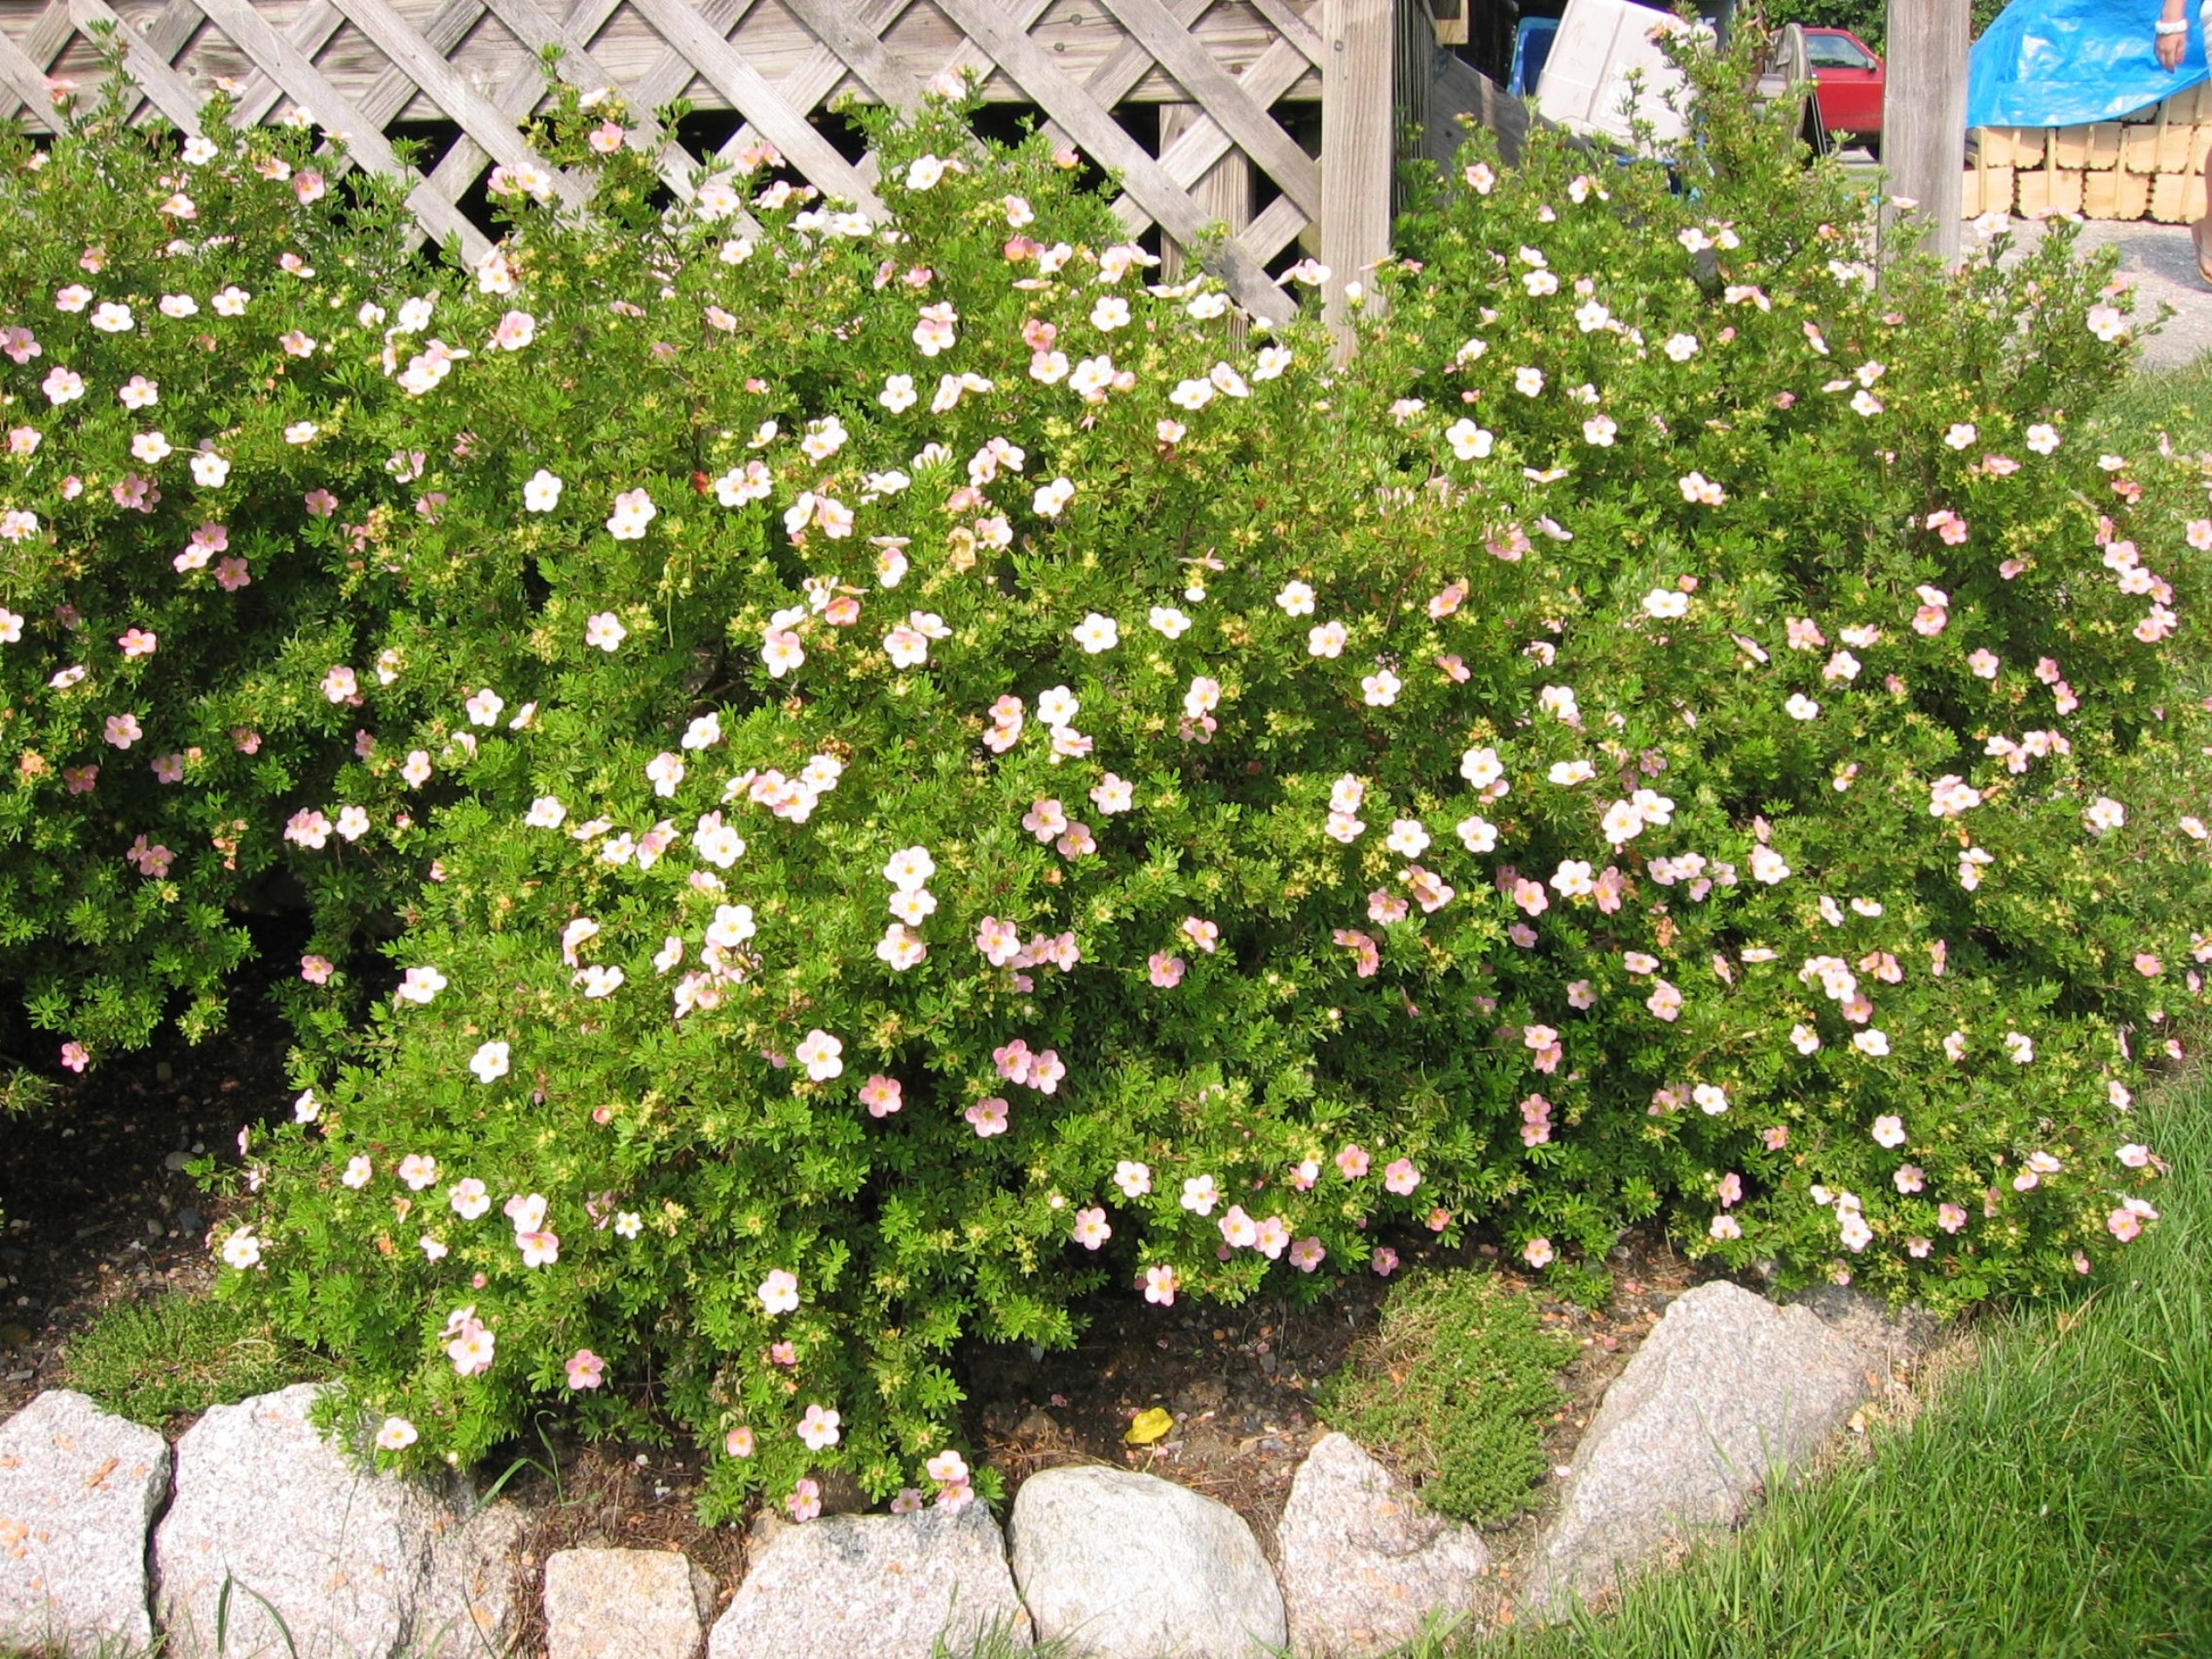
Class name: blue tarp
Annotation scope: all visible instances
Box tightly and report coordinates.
[1967,0,2209,129]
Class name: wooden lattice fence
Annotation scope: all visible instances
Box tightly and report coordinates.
[0,0,1423,323]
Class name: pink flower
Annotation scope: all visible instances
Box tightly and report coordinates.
[300,954,334,985]
[1148,952,1185,987]
[1523,1237,1556,1269]
[2107,1207,2143,1243]
[1143,1264,1179,1305]
[59,1040,88,1073]
[104,713,142,748]
[1071,1207,1111,1249]
[787,1479,822,1522]
[1383,1158,1422,1195]
[1645,980,1683,1021]
[725,1426,757,1458]
[117,627,156,658]
[1335,1143,1371,1180]
[1289,1236,1326,1272]
[858,1074,904,1118]
[566,1350,606,1390]
[967,1097,1009,1137]
[1937,1203,1968,1234]
[1371,1247,1400,1277]
[1182,917,1219,953]
[976,916,1022,966]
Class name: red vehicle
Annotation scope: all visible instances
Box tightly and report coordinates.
[1804,26,1885,152]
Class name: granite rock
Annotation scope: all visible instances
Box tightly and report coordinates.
[0,1390,170,1655]
[709,1501,1026,1659]
[1008,1466,1285,1659]
[546,1547,717,1659]
[153,1384,519,1659]
[1277,1433,1490,1656]
[1530,1281,1882,1615]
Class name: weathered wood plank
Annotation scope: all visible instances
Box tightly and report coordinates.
[775,0,920,109]
[932,0,1291,318]
[1317,0,1388,350]
[182,0,492,255]
[232,1,343,125]
[330,0,594,206]
[1884,0,1966,261]
[68,0,204,125]
[628,0,885,210]
[1113,34,1310,234]
[1093,0,1314,214]
[0,18,56,112]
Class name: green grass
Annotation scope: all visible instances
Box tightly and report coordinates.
[1449,1070,2212,1659]
[1317,1269,1576,1528]
[2099,351,2212,457]
[61,1289,328,1428]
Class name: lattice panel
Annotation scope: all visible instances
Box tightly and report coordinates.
[0,0,1394,322]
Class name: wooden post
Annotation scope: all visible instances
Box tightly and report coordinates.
[1159,105,1252,284]
[1884,0,1968,261]
[1320,0,1394,356]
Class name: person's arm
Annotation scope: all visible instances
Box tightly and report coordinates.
[2160,0,2190,71]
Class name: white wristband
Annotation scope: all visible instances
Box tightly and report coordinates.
[2157,17,2188,34]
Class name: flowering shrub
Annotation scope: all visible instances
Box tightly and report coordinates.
[4,30,2197,1519]
[0,75,422,1060]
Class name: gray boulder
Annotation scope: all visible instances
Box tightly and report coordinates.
[547,1548,718,1659]
[153,1385,519,1659]
[0,1390,170,1655]
[1530,1281,1884,1615]
[1007,1466,1285,1659]
[1277,1433,1491,1656]
[709,1501,1027,1659]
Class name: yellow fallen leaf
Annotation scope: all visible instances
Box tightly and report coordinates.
[1124,1407,1175,1446]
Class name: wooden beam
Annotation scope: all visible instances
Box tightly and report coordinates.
[1884,0,1967,261]
[1319,0,1392,351]
[1159,100,1251,281]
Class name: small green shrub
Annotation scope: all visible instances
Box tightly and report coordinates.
[62,1290,325,1426]
[1319,1270,1574,1527]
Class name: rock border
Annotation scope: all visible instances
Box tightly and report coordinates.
[0,1283,1927,1659]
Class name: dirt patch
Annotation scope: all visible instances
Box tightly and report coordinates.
[959,1229,1706,1566]
[0,995,292,1421]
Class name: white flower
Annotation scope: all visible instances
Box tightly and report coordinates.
[795,1028,844,1081]
[1071,613,1119,653]
[1445,419,1494,461]
[469,1041,511,1083]
[883,846,936,891]
[524,470,563,511]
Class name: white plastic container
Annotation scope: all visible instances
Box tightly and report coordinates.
[1535,0,1707,149]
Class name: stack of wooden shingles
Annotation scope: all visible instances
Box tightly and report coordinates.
[1967,81,2212,220]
